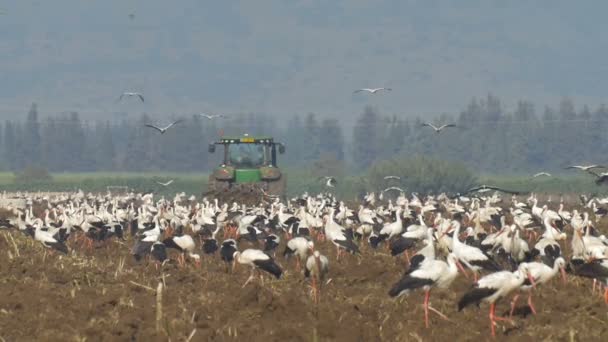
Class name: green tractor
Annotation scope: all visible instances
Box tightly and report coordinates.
[207,134,286,198]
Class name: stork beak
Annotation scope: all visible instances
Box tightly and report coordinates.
[495,228,506,237]
[438,227,453,239]
[560,266,567,284]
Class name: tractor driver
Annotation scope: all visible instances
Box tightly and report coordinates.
[230,145,246,166]
[230,144,264,167]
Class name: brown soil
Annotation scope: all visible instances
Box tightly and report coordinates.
[0,227,607,342]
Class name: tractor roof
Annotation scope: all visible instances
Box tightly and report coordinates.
[218,135,274,144]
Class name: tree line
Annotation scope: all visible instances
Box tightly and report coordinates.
[1,94,607,174]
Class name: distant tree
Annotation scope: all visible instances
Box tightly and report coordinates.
[352,106,381,170]
[319,118,344,160]
[41,117,59,171]
[3,121,16,170]
[368,156,477,194]
[510,101,540,170]
[592,104,608,157]
[283,115,306,166]
[459,97,482,124]
[302,113,321,162]
[11,121,26,170]
[24,103,41,164]
[95,121,116,170]
[202,116,222,170]
[123,113,158,171]
[580,104,591,121]
[559,97,576,120]
[382,116,405,157]
[484,93,502,122]
[64,112,87,171]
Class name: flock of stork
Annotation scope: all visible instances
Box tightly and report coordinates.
[1,187,608,338]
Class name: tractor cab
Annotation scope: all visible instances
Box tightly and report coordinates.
[207,134,286,195]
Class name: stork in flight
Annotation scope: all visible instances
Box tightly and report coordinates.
[199,113,227,120]
[144,120,182,134]
[383,187,405,193]
[383,175,401,180]
[118,92,144,103]
[319,176,337,188]
[565,165,606,172]
[465,185,525,195]
[353,88,392,94]
[421,123,456,133]
[532,172,552,178]
[156,180,174,187]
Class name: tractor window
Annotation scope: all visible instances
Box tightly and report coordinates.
[228,144,265,168]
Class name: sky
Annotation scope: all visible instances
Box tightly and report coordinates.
[1,1,608,120]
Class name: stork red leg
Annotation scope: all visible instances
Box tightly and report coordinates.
[489,302,514,337]
[489,303,496,337]
[311,276,318,304]
[455,260,470,279]
[423,289,430,328]
[509,294,520,318]
[527,293,537,315]
[242,269,255,288]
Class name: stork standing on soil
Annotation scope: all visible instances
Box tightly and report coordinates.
[233,249,283,287]
[510,257,566,317]
[27,225,68,254]
[389,254,459,327]
[569,258,608,303]
[458,268,534,337]
[220,239,238,271]
[324,209,359,258]
[163,234,200,267]
[305,250,329,303]
[283,237,313,270]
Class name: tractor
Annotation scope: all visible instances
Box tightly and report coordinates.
[206,134,286,199]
